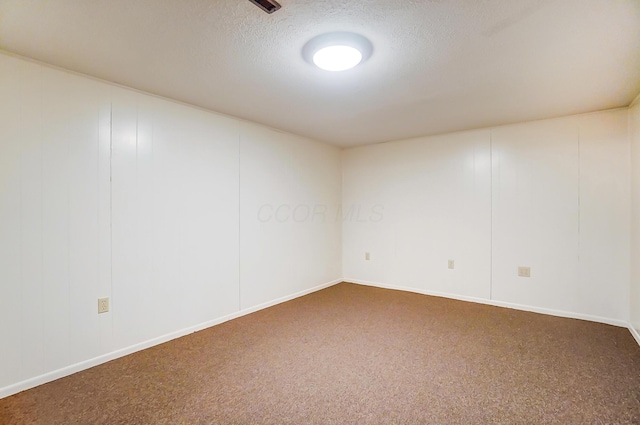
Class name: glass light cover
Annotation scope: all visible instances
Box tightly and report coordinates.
[312,45,363,72]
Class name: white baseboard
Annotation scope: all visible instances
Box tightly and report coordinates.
[3,277,636,399]
[344,278,631,328]
[630,325,640,347]
[0,278,342,400]
[234,279,342,317]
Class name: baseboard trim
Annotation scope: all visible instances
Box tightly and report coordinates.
[0,278,342,400]
[235,279,342,317]
[344,278,630,328]
[630,325,640,347]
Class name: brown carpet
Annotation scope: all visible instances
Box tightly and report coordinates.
[1,282,640,424]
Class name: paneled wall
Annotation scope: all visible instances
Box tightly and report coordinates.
[0,52,342,397]
[342,130,492,299]
[0,48,635,399]
[110,92,242,351]
[343,110,630,323]
[631,100,640,335]
[240,124,342,309]
[0,58,113,390]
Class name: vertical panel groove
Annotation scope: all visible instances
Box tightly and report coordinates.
[577,125,581,263]
[67,84,72,366]
[238,122,242,312]
[109,101,114,341]
[38,72,45,375]
[19,79,24,381]
[489,128,493,301]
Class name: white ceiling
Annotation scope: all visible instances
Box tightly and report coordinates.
[0,0,639,148]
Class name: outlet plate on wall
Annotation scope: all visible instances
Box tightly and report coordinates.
[98,297,110,314]
[518,267,531,278]
[448,259,455,269]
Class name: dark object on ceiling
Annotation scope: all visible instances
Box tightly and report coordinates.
[248,0,281,14]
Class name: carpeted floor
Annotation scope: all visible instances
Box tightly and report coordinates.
[1,282,640,424]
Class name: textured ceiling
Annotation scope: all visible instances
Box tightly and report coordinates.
[0,0,639,147]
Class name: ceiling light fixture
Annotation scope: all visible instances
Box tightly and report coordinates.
[302,32,373,72]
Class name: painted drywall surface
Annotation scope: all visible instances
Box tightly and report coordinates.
[631,101,640,333]
[0,52,342,394]
[343,110,630,321]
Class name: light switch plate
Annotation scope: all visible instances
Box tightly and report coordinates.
[448,259,454,269]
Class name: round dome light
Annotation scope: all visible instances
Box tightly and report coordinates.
[302,32,373,72]
[313,45,363,72]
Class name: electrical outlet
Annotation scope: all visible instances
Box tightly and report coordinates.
[98,297,109,314]
[365,252,370,261]
[448,259,454,269]
[518,267,531,278]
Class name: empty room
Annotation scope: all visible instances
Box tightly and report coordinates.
[1,0,640,423]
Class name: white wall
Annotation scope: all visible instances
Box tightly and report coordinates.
[0,48,635,399]
[343,110,630,323]
[0,52,341,397]
[342,130,492,299]
[110,92,242,351]
[0,58,112,389]
[630,99,640,335]
[240,124,342,309]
